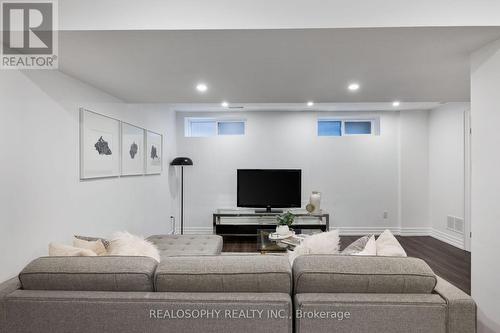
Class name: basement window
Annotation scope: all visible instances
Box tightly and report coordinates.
[344,120,372,135]
[185,118,246,137]
[318,118,378,136]
[318,120,342,136]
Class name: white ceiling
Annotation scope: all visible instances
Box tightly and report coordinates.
[60,0,500,30]
[59,27,500,103]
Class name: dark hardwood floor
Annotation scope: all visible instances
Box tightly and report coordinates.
[222,235,471,294]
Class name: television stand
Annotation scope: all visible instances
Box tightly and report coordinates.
[213,208,329,237]
[255,207,283,214]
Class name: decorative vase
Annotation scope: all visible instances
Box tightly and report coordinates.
[276,225,290,236]
[309,191,321,214]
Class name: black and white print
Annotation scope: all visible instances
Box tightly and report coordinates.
[146,130,162,174]
[121,123,145,176]
[80,109,120,179]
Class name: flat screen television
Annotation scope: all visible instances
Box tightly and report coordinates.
[237,169,301,212]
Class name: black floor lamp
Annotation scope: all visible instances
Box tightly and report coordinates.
[170,157,193,235]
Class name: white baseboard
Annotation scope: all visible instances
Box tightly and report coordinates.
[336,227,402,236]
[183,227,214,235]
[400,227,433,236]
[430,228,465,250]
[335,226,464,249]
[184,226,464,249]
[335,227,431,236]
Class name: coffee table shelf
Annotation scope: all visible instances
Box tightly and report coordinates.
[213,209,329,236]
[257,229,321,253]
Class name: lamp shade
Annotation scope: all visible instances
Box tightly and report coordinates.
[170,157,193,166]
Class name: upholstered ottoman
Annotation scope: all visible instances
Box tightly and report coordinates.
[147,234,223,258]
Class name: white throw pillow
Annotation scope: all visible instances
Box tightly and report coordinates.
[288,230,340,265]
[376,229,407,257]
[301,230,340,254]
[107,231,161,262]
[49,243,97,257]
[353,235,377,256]
[73,237,107,255]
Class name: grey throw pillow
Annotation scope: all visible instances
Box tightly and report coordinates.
[74,235,110,249]
[342,235,372,255]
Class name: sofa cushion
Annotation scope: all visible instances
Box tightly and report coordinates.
[155,255,292,294]
[147,235,223,258]
[19,256,157,292]
[293,255,437,294]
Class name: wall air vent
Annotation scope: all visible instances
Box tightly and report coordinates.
[447,215,464,234]
[447,216,455,230]
[454,217,464,233]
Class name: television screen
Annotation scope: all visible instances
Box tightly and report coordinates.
[237,169,301,209]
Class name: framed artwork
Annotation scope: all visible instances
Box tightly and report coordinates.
[146,130,163,174]
[121,122,145,176]
[80,109,121,179]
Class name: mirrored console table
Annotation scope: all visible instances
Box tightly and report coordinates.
[213,209,329,236]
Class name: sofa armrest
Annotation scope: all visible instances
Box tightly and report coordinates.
[433,276,476,333]
[0,278,21,297]
[0,277,21,332]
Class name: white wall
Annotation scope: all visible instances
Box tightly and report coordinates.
[0,70,177,282]
[428,103,468,248]
[471,38,500,333]
[399,110,430,233]
[176,110,434,235]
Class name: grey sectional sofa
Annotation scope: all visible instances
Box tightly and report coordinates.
[0,254,292,333]
[0,239,476,333]
[293,255,476,333]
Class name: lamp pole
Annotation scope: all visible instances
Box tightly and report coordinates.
[180,165,184,235]
[170,157,193,236]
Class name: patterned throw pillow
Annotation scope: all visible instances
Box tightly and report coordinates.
[74,235,111,249]
[353,235,377,256]
[342,235,373,255]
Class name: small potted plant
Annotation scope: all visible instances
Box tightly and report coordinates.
[276,211,295,236]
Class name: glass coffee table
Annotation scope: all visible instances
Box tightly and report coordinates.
[257,229,322,253]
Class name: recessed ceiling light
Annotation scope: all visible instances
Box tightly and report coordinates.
[221,101,229,108]
[196,83,208,93]
[392,101,401,107]
[348,83,360,91]
[307,101,314,107]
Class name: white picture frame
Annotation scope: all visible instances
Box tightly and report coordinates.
[80,108,121,179]
[121,122,145,176]
[146,130,163,174]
